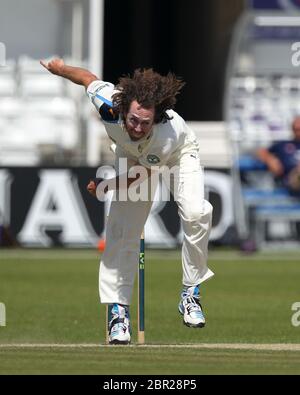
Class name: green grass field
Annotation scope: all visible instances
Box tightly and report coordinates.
[0,248,300,375]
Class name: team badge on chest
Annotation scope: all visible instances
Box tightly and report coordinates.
[147,154,160,164]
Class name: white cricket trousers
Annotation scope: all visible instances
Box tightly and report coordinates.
[99,149,214,305]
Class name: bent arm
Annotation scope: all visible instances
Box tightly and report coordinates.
[115,166,152,190]
[87,166,153,198]
[256,147,284,176]
[40,58,98,89]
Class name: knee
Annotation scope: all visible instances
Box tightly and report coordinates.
[181,200,213,222]
[204,201,213,218]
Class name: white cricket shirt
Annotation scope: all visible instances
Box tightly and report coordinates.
[87,80,199,167]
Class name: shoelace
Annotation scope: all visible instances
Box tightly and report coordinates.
[109,310,130,334]
[184,296,202,314]
[109,317,129,334]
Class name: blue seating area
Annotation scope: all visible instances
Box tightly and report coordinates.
[237,154,300,248]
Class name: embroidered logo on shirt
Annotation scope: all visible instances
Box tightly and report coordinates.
[285,143,296,154]
[147,154,160,164]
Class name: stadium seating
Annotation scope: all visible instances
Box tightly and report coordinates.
[0,56,82,166]
[237,155,300,248]
[228,74,300,249]
[0,59,16,97]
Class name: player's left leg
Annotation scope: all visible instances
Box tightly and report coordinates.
[170,151,214,327]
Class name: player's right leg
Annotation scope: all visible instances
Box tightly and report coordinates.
[100,198,152,344]
[108,303,131,345]
[99,150,156,344]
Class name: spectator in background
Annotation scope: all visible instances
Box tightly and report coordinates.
[239,116,300,253]
[256,116,300,195]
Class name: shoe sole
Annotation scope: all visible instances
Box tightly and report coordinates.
[179,306,205,328]
[183,320,205,328]
[109,339,131,345]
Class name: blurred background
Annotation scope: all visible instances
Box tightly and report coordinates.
[1,0,300,250]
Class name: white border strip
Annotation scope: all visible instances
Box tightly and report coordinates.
[0,343,300,351]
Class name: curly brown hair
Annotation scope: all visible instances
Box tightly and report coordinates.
[112,68,185,124]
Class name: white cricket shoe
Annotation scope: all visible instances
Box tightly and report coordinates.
[108,304,131,345]
[178,285,205,328]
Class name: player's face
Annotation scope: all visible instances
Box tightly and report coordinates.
[292,118,300,141]
[125,100,155,141]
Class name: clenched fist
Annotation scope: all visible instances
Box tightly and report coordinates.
[87,180,97,197]
[87,178,108,199]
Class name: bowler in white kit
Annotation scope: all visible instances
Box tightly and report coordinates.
[41,58,214,345]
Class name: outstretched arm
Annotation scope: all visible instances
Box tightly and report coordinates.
[40,58,98,89]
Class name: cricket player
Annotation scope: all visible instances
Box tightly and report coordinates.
[41,58,214,345]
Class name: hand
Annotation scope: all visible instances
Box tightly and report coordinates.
[40,58,65,76]
[87,180,97,197]
[268,157,284,177]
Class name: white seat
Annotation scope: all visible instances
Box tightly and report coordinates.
[0,76,16,96]
[20,75,65,97]
[26,97,76,118]
[0,56,82,165]
[18,55,65,97]
[0,146,40,166]
[0,98,22,118]
[18,55,57,73]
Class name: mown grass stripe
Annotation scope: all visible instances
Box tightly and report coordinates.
[1,250,300,261]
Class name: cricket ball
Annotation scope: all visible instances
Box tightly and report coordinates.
[97,239,106,252]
